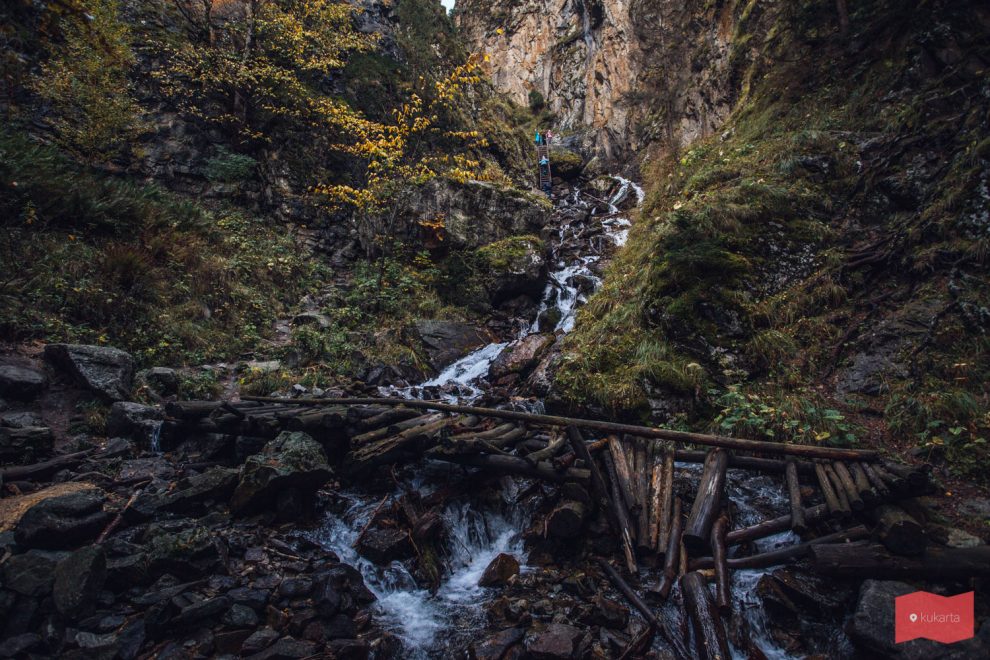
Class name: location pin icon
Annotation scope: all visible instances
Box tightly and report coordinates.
[910,613,918,623]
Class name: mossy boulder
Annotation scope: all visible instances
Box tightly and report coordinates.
[230,431,332,515]
[549,148,584,180]
[476,235,547,305]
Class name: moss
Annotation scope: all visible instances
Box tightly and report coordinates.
[476,235,544,270]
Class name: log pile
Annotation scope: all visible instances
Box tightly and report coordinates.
[162,396,980,659]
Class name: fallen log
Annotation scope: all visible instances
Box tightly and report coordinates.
[553,437,608,470]
[711,514,731,615]
[617,624,655,660]
[525,429,566,462]
[426,451,590,483]
[785,459,807,535]
[654,449,675,553]
[691,526,870,570]
[811,543,990,579]
[597,558,690,660]
[814,463,845,518]
[546,500,586,539]
[683,449,729,554]
[356,406,421,431]
[351,413,443,446]
[831,461,864,512]
[883,461,929,488]
[607,435,638,512]
[653,497,683,601]
[823,463,853,517]
[673,450,816,475]
[566,427,612,513]
[681,571,732,660]
[242,396,881,461]
[635,439,652,554]
[349,416,453,469]
[871,504,927,556]
[871,463,907,494]
[0,450,92,482]
[603,449,639,574]
[848,462,878,505]
[861,462,890,498]
[726,504,831,546]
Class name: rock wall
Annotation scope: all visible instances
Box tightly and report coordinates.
[456,0,763,160]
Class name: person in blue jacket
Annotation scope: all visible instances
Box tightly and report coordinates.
[535,130,542,145]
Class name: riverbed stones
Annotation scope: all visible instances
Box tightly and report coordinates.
[106,401,163,437]
[0,363,46,400]
[479,552,520,587]
[44,343,135,401]
[1,550,64,596]
[0,425,54,462]
[470,626,526,660]
[355,528,412,564]
[230,431,331,514]
[136,366,179,396]
[489,334,554,381]
[14,488,109,549]
[53,544,106,617]
[527,623,585,659]
[413,320,492,372]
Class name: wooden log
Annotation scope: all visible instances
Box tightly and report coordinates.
[553,437,608,470]
[0,450,92,481]
[597,559,690,660]
[653,497,683,601]
[164,400,226,420]
[860,462,890,497]
[726,504,831,546]
[350,412,443,446]
[810,543,990,579]
[546,500,586,539]
[635,438,652,553]
[607,435,638,512]
[617,624,655,660]
[526,429,566,462]
[814,462,844,518]
[426,452,590,483]
[871,463,907,493]
[711,514,731,615]
[831,461,864,511]
[673,450,817,475]
[654,449,675,553]
[349,416,453,469]
[823,463,853,517]
[872,504,927,556]
[785,458,807,535]
[0,426,55,462]
[566,426,612,513]
[683,449,729,554]
[691,525,870,570]
[681,571,732,660]
[243,396,881,461]
[355,406,421,431]
[848,462,878,504]
[602,450,639,574]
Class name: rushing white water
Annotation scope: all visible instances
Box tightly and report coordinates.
[310,486,527,657]
[149,420,163,454]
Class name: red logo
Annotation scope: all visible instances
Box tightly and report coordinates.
[895,591,974,644]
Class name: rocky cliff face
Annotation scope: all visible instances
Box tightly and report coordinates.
[456,0,763,160]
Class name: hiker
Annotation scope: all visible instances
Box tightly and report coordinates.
[546,130,554,145]
[534,129,542,145]
[539,156,549,166]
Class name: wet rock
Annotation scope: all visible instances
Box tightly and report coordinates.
[216,629,254,655]
[479,552,520,587]
[527,623,585,659]
[0,633,43,657]
[106,401,163,438]
[229,586,270,611]
[0,411,44,428]
[44,343,135,401]
[106,553,149,590]
[136,367,179,396]
[413,320,493,372]
[14,489,109,549]
[231,431,332,514]
[849,580,990,659]
[241,627,280,654]
[549,148,585,180]
[0,424,54,462]
[355,528,413,564]
[586,595,628,629]
[138,467,240,515]
[757,568,854,621]
[246,636,317,660]
[489,334,554,380]
[470,626,526,660]
[478,236,548,304]
[0,363,46,400]
[145,523,222,578]
[172,594,231,627]
[1,549,64,596]
[54,544,106,617]
[278,576,314,599]
[325,638,370,660]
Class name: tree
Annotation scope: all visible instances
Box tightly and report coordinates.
[32,0,140,161]
[156,0,376,144]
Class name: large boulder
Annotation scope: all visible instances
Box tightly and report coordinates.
[478,552,520,587]
[355,528,413,564]
[53,544,107,617]
[477,236,547,304]
[527,623,585,659]
[145,522,223,579]
[489,333,554,380]
[44,343,134,401]
[549,148,585,180]
[0,363,46,400]
[0,425,54,463]
[230,432,332,514]
[132,467,239,517]
[413,320,493,372]
[1,549,65,596]
[14,488,110,549]
[848,579,990,659]
[136,367,179,396]
[107,401,163,438]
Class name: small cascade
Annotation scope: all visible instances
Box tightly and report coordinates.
[148,420,163,454]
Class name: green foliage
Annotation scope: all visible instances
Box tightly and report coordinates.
[203,147,258,183]
[32,0,140,160]
[528,90,545,111]
[178,370,222,400]
[713,386,859,446]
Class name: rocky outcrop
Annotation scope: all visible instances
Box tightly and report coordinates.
[490,333,555,380]
[0,363,46,400]
[43,343,135,401]
[14,489,110,550]
[413,320,493,372]
[230,432,332,515]
[477,236,548,304]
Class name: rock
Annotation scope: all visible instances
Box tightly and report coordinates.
[14,489,110,549]
[136,367,179,395]
[53,544,107,616]
[136,467,239,516]
[245,359,282,372]
[229,586,270,611]
[0,411,44,428]
[355,528,413,564]
[172,594,232,626]
[0,633,42,657]
[489,334,554,380]
[848,580,990,659]
[43,343,135,401]
[929,525,983,548]
[1,549,65,596]
[224,603,260,628]
[470,627,526,660]
[479,553,520,587]
[106,553,148,590]
[548,148,585,180]
[106,401,163,437]
[245,636,317,660]
[477,236,547,304]
[587,595,628,629]
[291,312,332,328]
[325,638,370,660]
[145,523,222,578]
[0,363,46,400]
[413,320,493,372]
[527,623,584,659]
[241,627,280,655]
[957,497,990,522]
[0,425,54,463]
[230,431,332,514]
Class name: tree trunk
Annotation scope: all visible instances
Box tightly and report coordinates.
[607,435,638,512]
[683,449,729,554]
[832,461,864,511]
[681,571,732,660]
[692,526,869,570]
[653,497,683,601]
[545,500,586,539]
[603,449,639,574]
[711,514,731,615]
[649,447,673,553]
[815,462,845,518]
[872,504,927,556]
[785,459,807,535]
[726,504,831,546]
[811,543,990,579]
